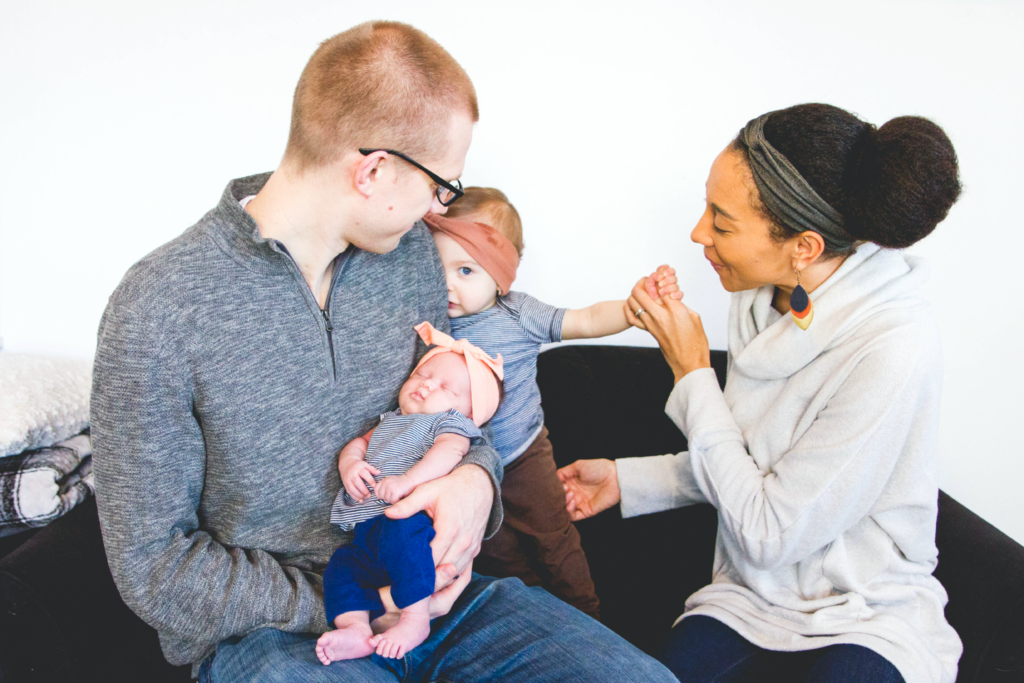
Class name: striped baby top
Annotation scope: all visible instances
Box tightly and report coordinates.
[449,291,566,465]
[330,409,481,531]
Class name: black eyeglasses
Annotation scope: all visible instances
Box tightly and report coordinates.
[359,148,464,206]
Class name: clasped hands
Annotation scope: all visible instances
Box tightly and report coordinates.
[625,264,711,384]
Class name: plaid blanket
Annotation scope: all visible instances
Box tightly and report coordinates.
[0,432,94,537]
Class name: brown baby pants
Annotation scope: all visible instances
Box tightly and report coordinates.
[475,427,601,620]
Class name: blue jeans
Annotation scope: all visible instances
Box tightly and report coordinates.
[657,615,905,683]
[198,574,676,683]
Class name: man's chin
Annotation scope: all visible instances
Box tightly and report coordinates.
[352,233,407,255]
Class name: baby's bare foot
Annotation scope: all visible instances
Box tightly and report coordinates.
[315,622,374,665]
[367,603,431,659]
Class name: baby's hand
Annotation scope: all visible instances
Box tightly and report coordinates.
[375,475,415,504]
[339,459,380,502]
[645,264,682,301]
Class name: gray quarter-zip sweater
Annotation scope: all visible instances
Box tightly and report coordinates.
[91,173,503,670]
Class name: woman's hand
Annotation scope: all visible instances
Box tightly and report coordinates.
[646,264,683,301]
[627,272,711,383]
[557,459,620,521]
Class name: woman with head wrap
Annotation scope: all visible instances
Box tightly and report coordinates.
[558,103,962,683]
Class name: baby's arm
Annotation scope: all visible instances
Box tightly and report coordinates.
[337,431,380,503]
[375,433,471,504]
[561,300,630,340]
[561,266,681,340]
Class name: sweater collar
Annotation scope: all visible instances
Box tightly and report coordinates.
[728,243,930,380]
[203,173,296,276]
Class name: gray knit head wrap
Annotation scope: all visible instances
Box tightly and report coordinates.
[740,113,854,252]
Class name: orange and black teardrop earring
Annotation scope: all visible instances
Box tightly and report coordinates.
[790,270,813,330]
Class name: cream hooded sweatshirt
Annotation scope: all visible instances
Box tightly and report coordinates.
[616,243,961,683]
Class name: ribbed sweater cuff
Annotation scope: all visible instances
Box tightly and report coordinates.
[617,453,698,518]
[455,455,504,538]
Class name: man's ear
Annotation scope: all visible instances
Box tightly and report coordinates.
[792,230,826,271]
[353,150,389,199]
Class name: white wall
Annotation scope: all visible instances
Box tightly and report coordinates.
[2,1,1022,543]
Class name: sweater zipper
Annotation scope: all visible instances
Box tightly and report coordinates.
[320,248,349,381]
[321,307,336,379]
[274,240,350,382]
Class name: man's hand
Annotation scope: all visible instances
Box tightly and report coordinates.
[385,464,492,579]
[375,475,415,504]
[339,459,380,502]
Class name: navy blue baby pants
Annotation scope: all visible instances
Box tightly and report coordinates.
[323,511,436,624]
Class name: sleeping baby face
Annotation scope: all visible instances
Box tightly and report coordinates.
[398,352,473,419]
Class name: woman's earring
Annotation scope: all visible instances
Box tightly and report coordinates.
[790,270,813,330]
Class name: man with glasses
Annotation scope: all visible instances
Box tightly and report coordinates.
[91,20,675,683]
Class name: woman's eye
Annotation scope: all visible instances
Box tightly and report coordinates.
[459,266,473,276]
[713,225,728,234]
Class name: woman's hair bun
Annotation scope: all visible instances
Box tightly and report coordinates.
[747,104,962,252]
[847,116,961,248]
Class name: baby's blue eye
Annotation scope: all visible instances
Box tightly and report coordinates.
[459,266,473,276]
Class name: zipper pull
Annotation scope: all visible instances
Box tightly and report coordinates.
[322,308,333,333]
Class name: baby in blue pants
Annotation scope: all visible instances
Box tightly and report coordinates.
[316,323,503,664]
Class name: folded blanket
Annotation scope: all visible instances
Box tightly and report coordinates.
[0,353,92,458]
[0,432,94,537]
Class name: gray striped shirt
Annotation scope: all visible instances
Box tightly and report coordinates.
[330,409,481,531]
[450,292,566,464]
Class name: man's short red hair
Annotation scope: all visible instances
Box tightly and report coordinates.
[285,21,479,171]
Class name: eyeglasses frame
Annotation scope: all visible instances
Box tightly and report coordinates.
[358,148,465,206]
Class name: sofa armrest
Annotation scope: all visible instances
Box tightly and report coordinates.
[935,491,1024,683]
[0,497,191,683]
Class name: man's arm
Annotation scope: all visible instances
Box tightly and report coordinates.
[92,298,325,666]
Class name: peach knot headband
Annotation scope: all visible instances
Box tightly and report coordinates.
[414,322,504,426]
[423,213,520,296]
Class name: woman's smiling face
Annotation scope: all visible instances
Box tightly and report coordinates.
[690,147,793,293]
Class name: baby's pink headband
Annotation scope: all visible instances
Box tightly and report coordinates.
[423,213,520,296]
[414,322,504,426]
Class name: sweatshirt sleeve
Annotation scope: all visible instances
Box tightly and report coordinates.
[664,327,932,571]
[417,223,504,537]
[616,446,710,518]
[91,298,325,667]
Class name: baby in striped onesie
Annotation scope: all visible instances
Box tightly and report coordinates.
[423,188,679,621]
[315,323,503,665]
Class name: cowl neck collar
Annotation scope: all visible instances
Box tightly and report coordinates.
[727,243,930,380]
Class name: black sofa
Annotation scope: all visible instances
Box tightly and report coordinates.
[1,346,1021,682]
